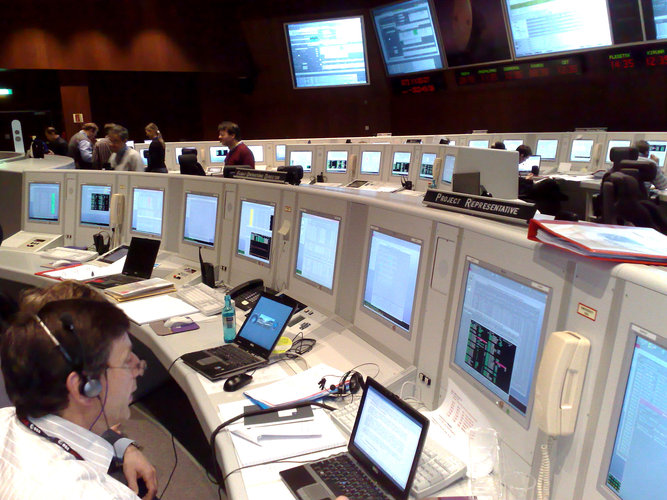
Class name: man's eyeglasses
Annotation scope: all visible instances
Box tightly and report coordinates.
[107,352,146,376]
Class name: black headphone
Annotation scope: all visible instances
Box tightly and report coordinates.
[318,370,363,397]
[34,313,103,398]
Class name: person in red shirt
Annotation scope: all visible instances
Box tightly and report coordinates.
[218,121,255,169]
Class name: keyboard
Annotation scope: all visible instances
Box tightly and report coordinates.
[209,345,257,369]
[176,283,227,316]
[331,398,467,498]
[311,454,390,500]
[40,247,98,262]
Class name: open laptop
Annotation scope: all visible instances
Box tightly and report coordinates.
[519,155,541,176]
[181,293,295,381]
[86,237,160,289]
[280,377,429,500]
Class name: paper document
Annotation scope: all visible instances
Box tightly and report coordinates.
[116,294,197,324]
[38,258,125,281]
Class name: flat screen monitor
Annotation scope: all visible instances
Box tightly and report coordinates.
[285,16,370,89]
[605,139,632,163]
[419,153,437,179]
[361,151,382,175]
[131,187,164,237]
[209,146,229,164]
[247,145,264,163]
[518,155,541,173]
[175,147,184,163]
[326,151,348,173]
[290,151,313,172]
[647,140,667,167]
[276,145,286,162]
[503,139,523,151]
[505,0,612,58]
[452,258,550,424]
[183,192,218,247]
[126,140,135,149]
[653,4,667,39]
[372,0,445,76]
[391,151,411,176]
[294,210,341,291]
[469,140,489,149]
[536,139,559,160]
[602,326,667,500]
[442,154,456,184]
[28,182,60,223]
[141,149,149,166]
[237,199,275,265]
[570,139,595,162]
[362,227,422,332]
[80,184,111,227]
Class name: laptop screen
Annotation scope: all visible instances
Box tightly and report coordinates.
[236,295,294,352]
[122,237,160,278]
[351,380,426,492]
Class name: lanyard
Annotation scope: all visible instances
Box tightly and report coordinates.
[20,417,85,461]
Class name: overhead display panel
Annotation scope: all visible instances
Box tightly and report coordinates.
[434,0,512,67]
[505,0,613,58]
[285,16,370,89]
[372,0,445,76]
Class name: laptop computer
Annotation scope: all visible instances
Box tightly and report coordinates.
[280,377,429,500]
[87,237,160,289]
[519,155,541,176]
[181,293,295,381]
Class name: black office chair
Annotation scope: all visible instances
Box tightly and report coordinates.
[609,147,639,171]
[178,149,206,176]
[601,172,667,233]
[277,165,304,185]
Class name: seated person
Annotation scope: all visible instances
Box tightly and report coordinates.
[633,140,667,190]
[109,125,144,172]
[217,121,255,168]
[0,298,153,499]
[490,141,506,150]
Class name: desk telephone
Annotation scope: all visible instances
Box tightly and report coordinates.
[229,279,269,310]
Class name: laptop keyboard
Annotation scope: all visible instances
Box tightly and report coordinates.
[311,454,390,500]
[208,345,257,370]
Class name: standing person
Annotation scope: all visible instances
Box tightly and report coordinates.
[144,123,167,173]
[93,123,116,170]
[109,125,144,172]
[218,121,255,168]
[67,122,98,169]
[45,127,69,156]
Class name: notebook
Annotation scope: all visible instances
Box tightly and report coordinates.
[280,377,429,500]
[181,293,295,381]
[86,237,160,289]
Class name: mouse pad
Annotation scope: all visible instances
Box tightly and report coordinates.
[149,320,199,336]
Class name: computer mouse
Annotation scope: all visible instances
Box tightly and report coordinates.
[52,259,74,268]
[164,316,193,329]
[224,373,253,392]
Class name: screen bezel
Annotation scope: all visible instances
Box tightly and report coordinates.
[569,139,595,162]
[79,183,112,228]
[27,181,61,224]
[130,186,165,237]
[449,255,552,428]
[535,138,560,161]
[289,150,314,173]
[360,150,383,176]
[390,150,412,177]
[419,152,437,179]
[235,198,276,267]
[293,209,342,294]
[284,15,371,90]
[182,191,219,248]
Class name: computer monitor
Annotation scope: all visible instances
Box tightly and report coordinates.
[276,145,286,162]
[605,139,632,164]
[360,150,382,175]
[285,16,370,89]
[518,155,541,173]
[131,187,164,237]
[451,258,551,426]
[237,199,275,265]
[503,139,523,151]
[570,139,595,162]
[469,140,489,149]
[536,139,559,160]
[247,145,264,163]
[290,151,313,172]
[646,139,667,167]
[141,149,149,166]
[391,151,411,176]
[183,192,219,248]
[126,140,135,149]
[419,153,437,179]
[80,184,111,227]
[175,147,185,163]
[28,182,60,223]
[362,227,422,332]
[209,146,229,164]
[326,150,348,173]
[441,154,456,184]
[294,209,341,292]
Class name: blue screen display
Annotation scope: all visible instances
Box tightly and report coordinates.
[238,296,294,350]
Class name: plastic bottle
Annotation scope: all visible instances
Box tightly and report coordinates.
[222,295,236,343]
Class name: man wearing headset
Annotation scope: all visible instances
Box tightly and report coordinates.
[0,298,154,499]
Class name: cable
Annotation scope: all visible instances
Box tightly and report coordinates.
[537,438,553,500]
[159,432,178,498]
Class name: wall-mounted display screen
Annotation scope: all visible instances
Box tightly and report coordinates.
[285,16,370,89]
[131,187,164,237]
[391,151,411,175]
[419,153,437,179]
[326,151,348,173]
[28,182,60,223]
[295,210,341,291]
[536,139,559,160]
[209,146,229,164]
[290,151,313,172]
[505,0,612,58]
[361,151,382,175]
[570,139,595,162]
[372,0,445,76]
[183,192,218,247]
[442,154,456,183]
[237,200,275,265]
[80,184,111,226]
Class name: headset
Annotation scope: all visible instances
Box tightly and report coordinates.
[318,370,363,397]
[33,313,103,398]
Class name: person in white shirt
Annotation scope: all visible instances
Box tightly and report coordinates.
[0,298,154,499]
[633,139,667,190]
[109,125,144,172]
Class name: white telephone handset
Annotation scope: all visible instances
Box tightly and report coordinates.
[109,193,125,227]
[534,331,590,436]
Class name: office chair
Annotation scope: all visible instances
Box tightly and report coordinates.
[616,159,658,198]
[595,157,656,218]
[601,172,667,233]
[178,151,206,176]
[277,165,304,185]
[609,147,638,171]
